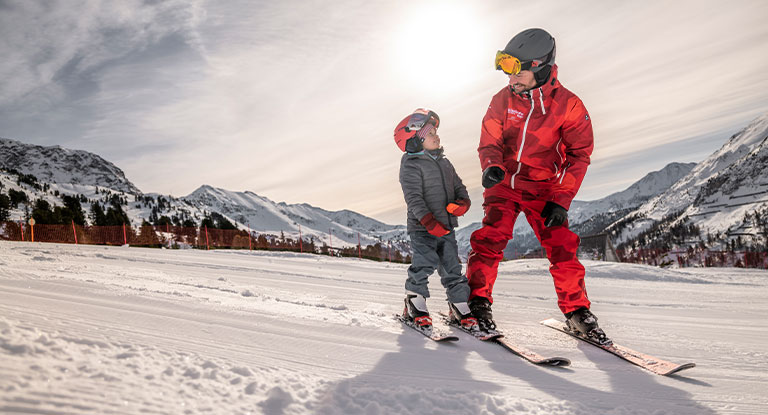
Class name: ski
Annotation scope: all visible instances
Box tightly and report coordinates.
[495,336,571,366]
[438,312,503,341]
[541,318,695,376]
[439,312,571,366]
[394,314,459,342]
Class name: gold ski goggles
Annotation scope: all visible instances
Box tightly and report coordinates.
[495,51,522,75]
[495,51,545,75]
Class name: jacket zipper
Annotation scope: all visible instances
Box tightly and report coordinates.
[511,93,535,188]
[429,155,453,231]
[559,163,570,184]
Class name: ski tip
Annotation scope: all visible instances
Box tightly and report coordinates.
[663,362,696,376]
[543,358,571,367]
[540,318,562,326]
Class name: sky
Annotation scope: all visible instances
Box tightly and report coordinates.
[1,0,767,226]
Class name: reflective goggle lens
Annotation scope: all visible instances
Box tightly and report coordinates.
[407,111,439,131]
[495,51,521,75]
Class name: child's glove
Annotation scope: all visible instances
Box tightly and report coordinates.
[482,166,505,188]
[541,201,568,227]
[419,213,450,237]
[446,199,471,216]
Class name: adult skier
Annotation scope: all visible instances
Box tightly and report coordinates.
[467,28,609,344]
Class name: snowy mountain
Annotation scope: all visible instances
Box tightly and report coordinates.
[182,185,406,247]
[609,112,768,246]
[0,137,139,194]
[455,162,695,259]
[568,162,696,226]
[0,138,406,250]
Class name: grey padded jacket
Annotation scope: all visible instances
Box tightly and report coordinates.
[399,148,470,233]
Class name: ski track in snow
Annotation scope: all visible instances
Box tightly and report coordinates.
[1,241,767,414]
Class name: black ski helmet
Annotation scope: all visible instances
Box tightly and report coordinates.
[502,28,556,86]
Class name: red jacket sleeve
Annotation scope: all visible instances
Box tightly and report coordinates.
[478,91,507,173]
[550,96,594,210]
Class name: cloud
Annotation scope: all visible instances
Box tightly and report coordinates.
[0,0,204,105]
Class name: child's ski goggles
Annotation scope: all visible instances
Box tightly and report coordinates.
[404,109,440,132]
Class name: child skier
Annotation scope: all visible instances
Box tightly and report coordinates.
[394,108,477,333]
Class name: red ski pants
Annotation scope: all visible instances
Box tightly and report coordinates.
[467,186,590,314]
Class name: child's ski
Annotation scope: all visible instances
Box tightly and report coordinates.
[541,318,695,376]
[438,311,502,341]
[439,312,570,366]
[394,314,459,342]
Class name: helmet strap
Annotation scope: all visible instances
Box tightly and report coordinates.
[405,136,424,153]
[532,65,552,89]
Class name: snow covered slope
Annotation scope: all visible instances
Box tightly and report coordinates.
[0,138,406,249]
[456,162,695,258]
[568,162,696,226]
[183,185,407,247]
[611,112,768,244]
[1,241,766,414]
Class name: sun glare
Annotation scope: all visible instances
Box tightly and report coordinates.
[392,3,489,94]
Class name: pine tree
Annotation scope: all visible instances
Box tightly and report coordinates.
[90,203,107,226]
[31,199,58,224]
[0,193,11,221]
[8,189,28,208]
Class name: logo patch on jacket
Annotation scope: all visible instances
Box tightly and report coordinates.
[508,109,524,120]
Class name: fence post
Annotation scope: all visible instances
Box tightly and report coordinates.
[123,223,127,245]
[388,241,391,262]
[357,232,361,260]
[205,226,210,250]
[20,220,25,241]
[72,220,78,244]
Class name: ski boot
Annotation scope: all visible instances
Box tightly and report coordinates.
[403,292,432,334]
[447,301,479,332]
[565,307,612,346]
[469,297,497,333]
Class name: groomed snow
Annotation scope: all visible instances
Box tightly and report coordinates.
[1,241,766,414]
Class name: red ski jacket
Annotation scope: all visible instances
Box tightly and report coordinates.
[478,65,593,210]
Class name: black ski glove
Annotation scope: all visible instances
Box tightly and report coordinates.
[541,201,568,227]
[482,166,505,188]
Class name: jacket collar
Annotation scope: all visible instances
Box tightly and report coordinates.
[508,64,560,115]
[510,64,560,99]
[407,147,444,159]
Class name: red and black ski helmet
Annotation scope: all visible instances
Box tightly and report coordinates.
[394,109,440,153]
[501,28,556,86]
